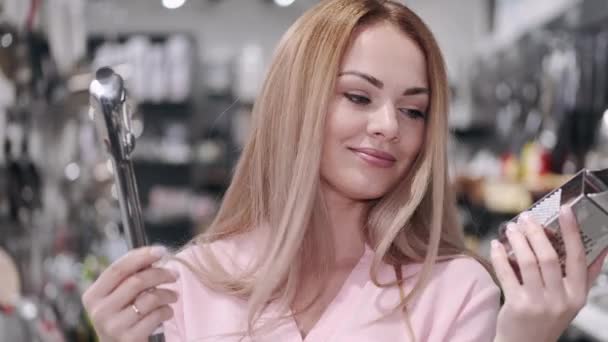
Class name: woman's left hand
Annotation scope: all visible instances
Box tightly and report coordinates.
[491,205,608,342]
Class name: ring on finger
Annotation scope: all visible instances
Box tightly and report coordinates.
[131,303,142,316]
[130,288,157,317]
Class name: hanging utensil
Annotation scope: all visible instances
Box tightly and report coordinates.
[89,67,164,342]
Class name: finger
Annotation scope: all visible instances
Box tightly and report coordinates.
[121,306,173,342]
[84,246,168,304]
[505,222,544,290]
[490,239,520,296]
[560,206,587,287]
[87,267,177,324]
[104,267,178,313]
[588,248,608,289]
[105,288,178,332]
[520,213,564,293]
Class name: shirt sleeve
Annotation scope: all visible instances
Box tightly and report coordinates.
[446,265,501,342]
[156,240,245,341]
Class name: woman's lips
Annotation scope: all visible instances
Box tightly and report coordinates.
[350,147,396,168]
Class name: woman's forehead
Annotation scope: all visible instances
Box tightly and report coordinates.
[340,23,428,89]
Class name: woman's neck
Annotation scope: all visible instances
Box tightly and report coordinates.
[319,184,369,264]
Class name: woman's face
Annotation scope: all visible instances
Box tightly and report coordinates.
[320,22,429,201]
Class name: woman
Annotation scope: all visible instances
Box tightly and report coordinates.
[82,0,608,341]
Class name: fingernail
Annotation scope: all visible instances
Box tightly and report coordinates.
[507,223,519,233]
[491,239,500,249]
[150,246,168,257]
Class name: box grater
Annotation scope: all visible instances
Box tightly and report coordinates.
[498,168,608,276]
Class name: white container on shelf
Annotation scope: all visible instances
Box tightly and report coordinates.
[234,43,264,103]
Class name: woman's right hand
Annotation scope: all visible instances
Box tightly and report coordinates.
[82,246,179,342]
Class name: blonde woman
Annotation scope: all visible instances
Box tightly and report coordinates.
[82,0,608,341]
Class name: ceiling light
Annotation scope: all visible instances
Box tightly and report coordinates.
[274,0,295,7]
[162,0,186,9]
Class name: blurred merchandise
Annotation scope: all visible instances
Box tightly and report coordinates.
[233,43,264,103]
[44,0,86,77]
[147,186,218,225]
[91,34,194,103]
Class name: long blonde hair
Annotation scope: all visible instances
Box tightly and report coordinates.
[181,0,494,337]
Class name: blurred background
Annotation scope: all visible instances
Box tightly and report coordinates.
[0,0,607,341]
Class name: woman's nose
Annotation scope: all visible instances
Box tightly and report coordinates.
[367,103,399,142]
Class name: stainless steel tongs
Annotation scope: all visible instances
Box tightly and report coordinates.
[89,67,165,342]
[89,66,147,249]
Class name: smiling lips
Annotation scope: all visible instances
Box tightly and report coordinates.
[350,147,396,168]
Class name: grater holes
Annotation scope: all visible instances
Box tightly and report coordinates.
[581,232,594,254]
[526,189,562,226]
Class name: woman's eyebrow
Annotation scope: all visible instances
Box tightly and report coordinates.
[339,70,383,89]
[402,87,429,96]
[338,70,429,96]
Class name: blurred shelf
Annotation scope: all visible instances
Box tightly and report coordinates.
[478,0,608,58]
[479,0,581,56]
[133,157,193,166]
[144,216,194,249]
[572,302,608,341]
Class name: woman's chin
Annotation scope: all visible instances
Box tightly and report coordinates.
[321,174,395,201]
[342,185,391,201]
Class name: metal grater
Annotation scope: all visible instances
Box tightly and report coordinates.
[498,168,608,276]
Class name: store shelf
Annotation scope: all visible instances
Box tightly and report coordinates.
[481,0,582,56]
[478,0,608,58]
[572,302,608,341]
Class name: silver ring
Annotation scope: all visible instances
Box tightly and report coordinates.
[131,303,142,316]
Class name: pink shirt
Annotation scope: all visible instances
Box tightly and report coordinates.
[162,236,500,341]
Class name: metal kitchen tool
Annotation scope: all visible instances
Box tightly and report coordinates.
[498,168,608,276]
[89,67,164,342]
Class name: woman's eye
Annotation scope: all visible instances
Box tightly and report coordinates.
[399,108,426,120]
[344,93,371,105]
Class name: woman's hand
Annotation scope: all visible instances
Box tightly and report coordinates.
[491,206,608,342]
[82,246,179,342]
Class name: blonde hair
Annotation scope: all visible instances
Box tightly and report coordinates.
[179,0,495,338]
